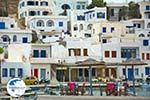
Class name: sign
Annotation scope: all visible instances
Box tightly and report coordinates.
[7,78,26,97]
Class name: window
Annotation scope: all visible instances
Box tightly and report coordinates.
[10,68,15,77]
[10,24,14,28]
[0,22,5,29]
[40,1,48,6]
[145,67,150,75]
[41,50,46,58]
[146,5,150,10]
[143,40,149,46]
[59,22,63,27]
[92,68,95,76]
[112,51,117,58]
[105,51,110,58]
[137,24,141,28]
[102,39,107,43]
[123,68,126,76]
[42,11,49,15]
[37,20,44,27]
[18,68,23,77]
[97,12,105,18]
[47,20,54,27]
[111,27,114,32]
[135,68,139,76]
[22,37,28,43]
[42,35,46,39]
[111,9,114,16]
[36,1,38,5]
[29,11,36,16]
[33,50,39,57]
[82,5,85,9]
[121,48,136,59]
[84,69,89,77]
[79,69,83,77]
[13,35,17,42]
[77,5,80,9]
[83,49,88,56]
[146,53,150,60]
[102,27,106,33]
[142,53,145,60]
[2,68,8,77]
[27,1,34,5]
[74,49,81,56]
[68,49,72,56]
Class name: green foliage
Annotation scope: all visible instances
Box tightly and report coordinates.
[0,47,4,54]
[128,1,141,19]
[87,0,106,9]
[119,6,128,21]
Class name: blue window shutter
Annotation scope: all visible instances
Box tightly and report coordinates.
[41,50,46,57]
[59,22,63,27]
[18,68,23,77]
[102,27,106,33]
[146,5,149,10]
[10,68,15,77]
[22,37,28,43]
[33,50,39,57]
[0,22,5,29]
[145,67,150,75]
[2,68,8,77]
[143,40,149,46]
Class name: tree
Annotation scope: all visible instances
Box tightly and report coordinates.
[87,0,106,9]
[128,1,141,19]
[119,6,128,21]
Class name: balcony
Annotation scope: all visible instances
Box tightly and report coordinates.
[30,57,57,64]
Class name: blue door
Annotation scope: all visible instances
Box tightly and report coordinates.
[0,22,5,29]
[40,69,46,80]
[128,68,133,80]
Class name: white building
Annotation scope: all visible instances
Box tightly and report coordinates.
[0,17,32,46]
[68,7,107,38]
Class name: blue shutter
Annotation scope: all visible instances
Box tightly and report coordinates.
[22,37,28,43]
[10,68,15,77]
[143,40,149,46]
[18,68,23,77]
[146,5,149,10]
[59,22,63,27]
[2,68,8,77]
[0,22,5,29]
[102,27,106,33]
[145,67,150,75]
[33,50,39,57]
[41,50,46,57]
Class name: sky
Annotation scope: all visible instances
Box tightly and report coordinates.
[89,0,145,3]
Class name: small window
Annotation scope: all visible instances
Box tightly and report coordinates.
[10,24,14,28]
[10,68,15,78]
[27,1,34,5]
[102,39,107,43]
[123,68,126,76]
[77,5,80,9]
[18,68,23,77]
[79,69,83,77]
[83,49,88,56]
[41,50,46,58]
[135,68,139,76]
[145,67,150,75]
[142,53,145,60]
[33,50,39,57]
[146,53,150,60]
[137,24,141,28]
[102,27,106,33]
[59,22,63,27]
[2,68,8,77]
[143,40,149,46]
[111,27,114,33]
[112,51,117,58]
[40,1,48,6]
[105,51,109,58]
[22,37,28,43]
